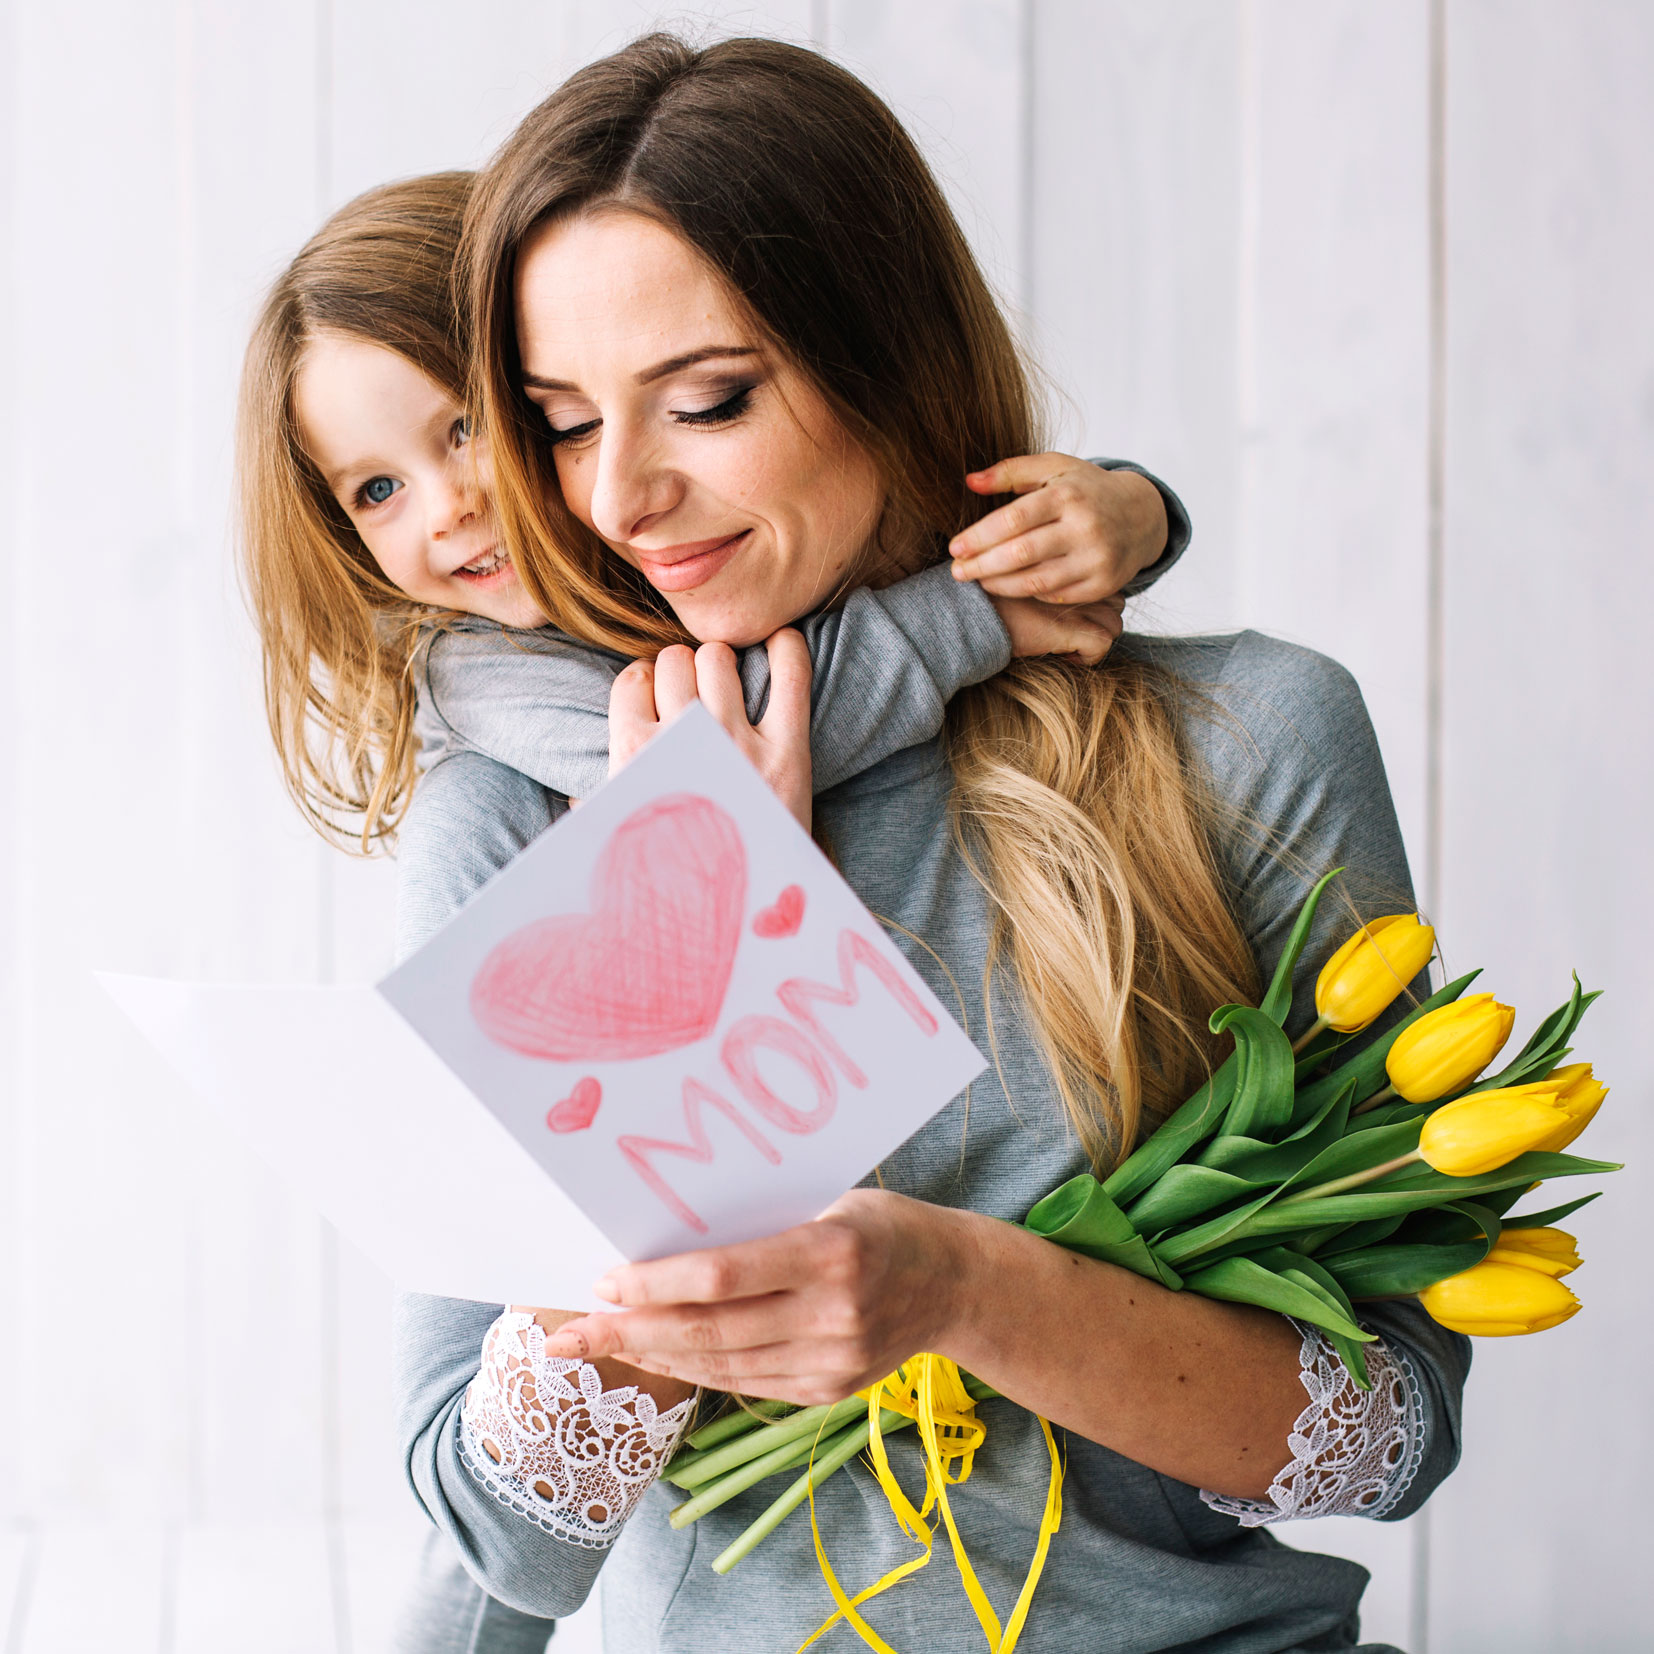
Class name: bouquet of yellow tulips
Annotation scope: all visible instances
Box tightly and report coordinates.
[1021,869,1614,1370]
[663,869,1617,1634]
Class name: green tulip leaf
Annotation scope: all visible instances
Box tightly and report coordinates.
[1349,1101,1431,1132]
[1025,1175,1137,1248]
[1294,1029,1355,1079]
[1252,1247,1374,1388]
[1023,1176,1183,1288]
[1288,970,1481,1129]
[1444,1200,1503,1254]
[1325,1239,1490,1298]
[1375,1148,1620,1193]
[1182,1256,1375,1345]
[1394,1207,1481,1246]
[1104,1059,1239,1204]
[1278,1118,1424,1198]
[1393,1198,1500,1251]
[1500,1190,1602,1231]
[1259,868,1346,1026]
[1164,1149,1618,1262]
[1214,1005,1297,1140]
[1200,1076,1356,1184]
[1126,1166,1263,1231]
[1308,1214,1408,1257]
[1155,1189,1298,1267]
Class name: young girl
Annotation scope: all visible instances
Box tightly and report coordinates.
[236,171,1196,1650]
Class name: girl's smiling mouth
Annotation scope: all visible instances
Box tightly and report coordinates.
[630,531,749,592]
[453,546,513,586]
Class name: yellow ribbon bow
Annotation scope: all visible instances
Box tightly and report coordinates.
[797,1353,1063,1654]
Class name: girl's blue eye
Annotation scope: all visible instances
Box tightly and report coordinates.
[362,476,401,506]
[454,416,473,445]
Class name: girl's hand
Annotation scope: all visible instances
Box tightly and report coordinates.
[950,453,1168,608]
[609,629,813,830]
[539,1190,980,1406]
[993,593,1126,666]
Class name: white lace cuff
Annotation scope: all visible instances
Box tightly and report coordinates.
[459,1310,694,1549]
[1200,1323,1425,1527]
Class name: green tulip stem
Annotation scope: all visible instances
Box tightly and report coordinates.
[1350,1082,1399,1117]
[1291,1015,1333,1055]
[1278,1150,1424,1206]
[709,1410,910,1573]
[685,1398,793,1454]
[669,1395,869,1503]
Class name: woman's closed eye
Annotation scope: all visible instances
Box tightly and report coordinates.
[544,383,758,446]
[356,475,402,508]
[672,383,755,428]
[547,414,601,446]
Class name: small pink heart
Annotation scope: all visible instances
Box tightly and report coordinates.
[547,1077,602,1134]
[752,884,806,939]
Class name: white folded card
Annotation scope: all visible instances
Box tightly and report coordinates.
[104,704,985,1308]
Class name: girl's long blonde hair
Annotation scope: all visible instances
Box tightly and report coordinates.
[237,171,474,849]
[462,35,1260,1168]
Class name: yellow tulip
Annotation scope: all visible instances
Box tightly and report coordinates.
[1417,1084,1568,1177]
[1384,994,1516,1103]
[1530,1063,1608,1154]
[1419,1259,1581,1336]
[1314,915,1437,1033]
[1484,1226,1581,1278]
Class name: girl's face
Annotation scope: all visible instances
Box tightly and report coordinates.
[294,334,546,629]
[514,211,885,647]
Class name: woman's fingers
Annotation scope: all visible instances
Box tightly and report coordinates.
[551,1291,824,1369]
[596,1221,828,1309]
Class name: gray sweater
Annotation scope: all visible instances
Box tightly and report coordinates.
[392,628,1468,1654]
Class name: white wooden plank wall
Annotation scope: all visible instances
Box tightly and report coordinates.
[2,3,1648,1650]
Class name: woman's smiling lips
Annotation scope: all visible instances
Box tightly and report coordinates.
[630,530,749,592]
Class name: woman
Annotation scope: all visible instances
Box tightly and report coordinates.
[396,34,1467,1653]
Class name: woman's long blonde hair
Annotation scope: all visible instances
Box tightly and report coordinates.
[237,171,474,849]
[462,35,1260,1169]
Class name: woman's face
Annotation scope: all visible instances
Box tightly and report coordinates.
[514,211,885,647]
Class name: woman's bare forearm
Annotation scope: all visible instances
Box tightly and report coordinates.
[937,1214,1304,1500]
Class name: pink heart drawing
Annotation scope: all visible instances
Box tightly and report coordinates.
[546,1077,603,1133]
[472,793,747,1062]
[752,884,805,939]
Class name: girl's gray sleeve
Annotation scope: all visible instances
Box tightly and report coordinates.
[1091,457,1192,595]
[419,459,1192,799]
[417,567,1012,801]
[1170,629,1471,1519]
[392,753,612,1616]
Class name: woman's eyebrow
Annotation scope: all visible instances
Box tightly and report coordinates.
[637,345,758,384]
[520,345,758,393]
